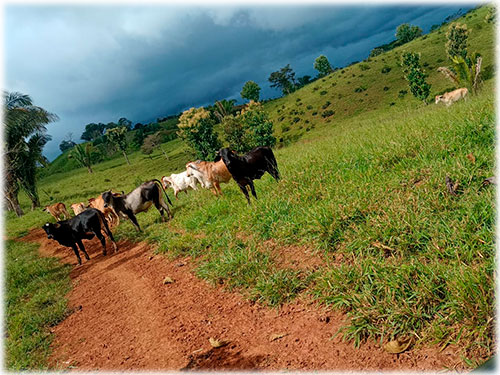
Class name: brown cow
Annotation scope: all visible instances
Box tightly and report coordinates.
[88,194,120,227]
[70,202,86,216]
[43,202,70,221]
[185,159,232,196]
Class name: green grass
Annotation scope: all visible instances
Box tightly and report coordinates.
[5,5,495,368]
[5,240,71,370]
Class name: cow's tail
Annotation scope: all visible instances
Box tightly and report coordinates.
[265,148,280,181]
[152,179,173,206]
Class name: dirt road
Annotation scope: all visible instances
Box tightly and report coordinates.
[23,228,464,371]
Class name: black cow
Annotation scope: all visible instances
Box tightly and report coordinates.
[102,179,172,232]
[215,146,280,204]
[42,208,118,265]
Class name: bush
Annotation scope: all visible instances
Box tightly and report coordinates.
[322,101,331,109]
[381,66,392,74]
[322,109,335,118]
[383,86,390,91]
[354,86,367,93]
[398,90,408,97]
[359,63,371,71]
[320,90,328,96]
[223,101,276,152]
[306,105,313,110]
[178,107,221,159]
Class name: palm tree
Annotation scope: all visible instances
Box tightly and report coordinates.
[4,91,57,215]
[437,53,482,94]
[69,143,94,173]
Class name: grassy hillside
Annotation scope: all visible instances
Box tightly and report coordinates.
[264,5,494,144]
[6,5,495,368]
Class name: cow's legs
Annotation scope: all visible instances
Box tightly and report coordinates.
[154,192,172,221]
[214,182,223,196]
[248,180,258,200]
[237,183,251,205]
[71,244,83,265]
[94,231,107,256]
[126,210,142,231]
[99,214,118,252]
[76,240,91,260]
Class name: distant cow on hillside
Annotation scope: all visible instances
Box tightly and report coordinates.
[42,208,117,265]
[216,147,280,204]
[43,202,70,221]
[435,88,468,106]
[101,180,172,232]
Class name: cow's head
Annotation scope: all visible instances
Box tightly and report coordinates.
[101,191,113,208]
[42,222,60,240]
[218,148,235,163]
[435,95,443,104]
[186,163,198,177]
[161,176,172,189]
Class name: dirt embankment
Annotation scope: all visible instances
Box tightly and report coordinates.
[23,228,464,371]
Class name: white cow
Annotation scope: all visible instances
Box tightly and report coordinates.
[161,171,199,198]
[435,88,468,106]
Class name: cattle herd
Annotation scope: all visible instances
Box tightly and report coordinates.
[41,85,468,266]
[42,146,280,265]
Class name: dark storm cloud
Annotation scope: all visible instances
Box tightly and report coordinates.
[5,4,473,160]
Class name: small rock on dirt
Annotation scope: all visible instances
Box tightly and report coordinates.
[163,276,174,284]
[269,333,288,342]
[208,337,229,348]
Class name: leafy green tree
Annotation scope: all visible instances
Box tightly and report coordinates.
[222,101,276,153]
[118,117,133,130]
[297,75,312,87]
[395,23,423,44]
[177,107,221,160]
[81,123,106,141]
[222,115,249,153]
[401,52,431,103]
[106,126,131,165]
[59,139,76,153]
[314,55,333,77]
[4,91,57,215]
[68,143,95,173]
[445,23,469,61]
[241,81,261,102]
[268,64,297,96]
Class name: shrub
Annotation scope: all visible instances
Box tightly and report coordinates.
[354,86,367,93]
[293,117,301,123]
[322,101,331,109]
[398,90,408,97]
[178,107,221,159]
[322,109,335,118]
[306,105,313,110]
[312,111,318,116]
[383,86,390,91]
[320,90,328,96]
[359,63,371,71]
[381,66,392,74]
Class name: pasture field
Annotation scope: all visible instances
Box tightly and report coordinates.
[5,5,495,370]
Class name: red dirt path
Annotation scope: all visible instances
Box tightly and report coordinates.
[23,228,465,372]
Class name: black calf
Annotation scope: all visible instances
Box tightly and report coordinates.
[42,208,118,265]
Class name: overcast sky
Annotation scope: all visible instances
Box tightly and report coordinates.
[5,3,473,160]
